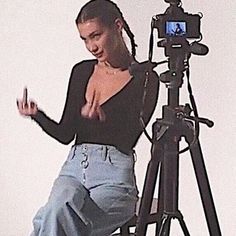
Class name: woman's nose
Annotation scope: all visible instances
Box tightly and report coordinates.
[87,42,98,53]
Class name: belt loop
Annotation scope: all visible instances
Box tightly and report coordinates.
[105,146,108,160]
[71,145,77,160]
[107,147,113,165]
[101,146,106,161]
[103,146,113,164]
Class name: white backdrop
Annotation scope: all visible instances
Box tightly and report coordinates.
[1,1,235,235]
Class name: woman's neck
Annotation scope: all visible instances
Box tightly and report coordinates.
[97,52,134,76]
[105,47,134,70]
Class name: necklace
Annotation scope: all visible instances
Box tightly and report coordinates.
[100,62,122,75]
[105,69,122,75]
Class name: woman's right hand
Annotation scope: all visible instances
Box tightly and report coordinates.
[17,87,38,117]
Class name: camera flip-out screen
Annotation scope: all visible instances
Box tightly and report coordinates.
[154,13,201,39]
[166,21,186,37]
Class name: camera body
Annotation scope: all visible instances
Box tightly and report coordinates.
[153,4,201,39]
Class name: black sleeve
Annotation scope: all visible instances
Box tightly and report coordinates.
[31,63,80,144]
[138,69,160,125]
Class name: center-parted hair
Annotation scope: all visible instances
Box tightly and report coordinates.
[75,0,137,57]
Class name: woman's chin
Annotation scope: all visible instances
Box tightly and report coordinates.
[97,57,106,63]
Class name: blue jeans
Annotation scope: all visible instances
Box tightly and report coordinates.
[30,144,138,236]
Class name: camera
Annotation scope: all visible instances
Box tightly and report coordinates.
[152,0,201,39]
[147,0,209,88]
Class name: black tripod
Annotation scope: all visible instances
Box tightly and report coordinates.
[135,40,222,235]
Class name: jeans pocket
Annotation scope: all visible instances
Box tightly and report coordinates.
[108,148,134,170]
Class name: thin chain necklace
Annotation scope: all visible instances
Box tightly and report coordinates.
[101,62,123,75]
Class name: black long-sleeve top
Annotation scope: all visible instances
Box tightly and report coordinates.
[32,59,159,154]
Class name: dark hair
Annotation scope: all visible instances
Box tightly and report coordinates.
[75,0,137,57]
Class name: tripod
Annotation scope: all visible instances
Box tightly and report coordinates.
[135,43,222,235]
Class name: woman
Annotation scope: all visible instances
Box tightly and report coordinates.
[17,0,159,235]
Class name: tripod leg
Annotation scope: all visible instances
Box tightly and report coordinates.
[176,211,190,236]
[157,138,190,236]
[155,164,164,235]
[158,214,171,236]
[188,139,222,236]
[135,143,163,236]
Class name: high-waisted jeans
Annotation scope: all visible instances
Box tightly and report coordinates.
[30,143,138,236]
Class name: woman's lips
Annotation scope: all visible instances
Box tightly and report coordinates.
[94,52,103,58]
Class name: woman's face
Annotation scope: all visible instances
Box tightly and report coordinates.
[77,18,122,63]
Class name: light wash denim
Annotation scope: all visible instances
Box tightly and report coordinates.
[30,143,138,236]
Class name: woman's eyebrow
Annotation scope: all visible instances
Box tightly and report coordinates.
[80,31,101,40]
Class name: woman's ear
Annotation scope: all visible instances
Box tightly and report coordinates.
[114,18,124,32]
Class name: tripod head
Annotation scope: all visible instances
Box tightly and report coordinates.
[149,0,209,105]
[144,0,213,150]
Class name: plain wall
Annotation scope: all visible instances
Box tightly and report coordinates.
[0,1,235,235]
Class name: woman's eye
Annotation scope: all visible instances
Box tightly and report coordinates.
[93,34,100,40]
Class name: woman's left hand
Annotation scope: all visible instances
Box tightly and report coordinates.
[81,90,106,121]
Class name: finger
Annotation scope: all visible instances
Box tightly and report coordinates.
[23,87,28,105]
[23,103,29,109]
[19,100,29,113]
[97,107,106,122]
[88,107,97,119]
[28,99,38,114]
[91,90,101,111]
[81,103,91,117]
[17,100,26,115]
[29,100,36,109]
[17,100,24,110]
[90,90,96,110]
[30,101,35,109]
[16,99,19,108]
